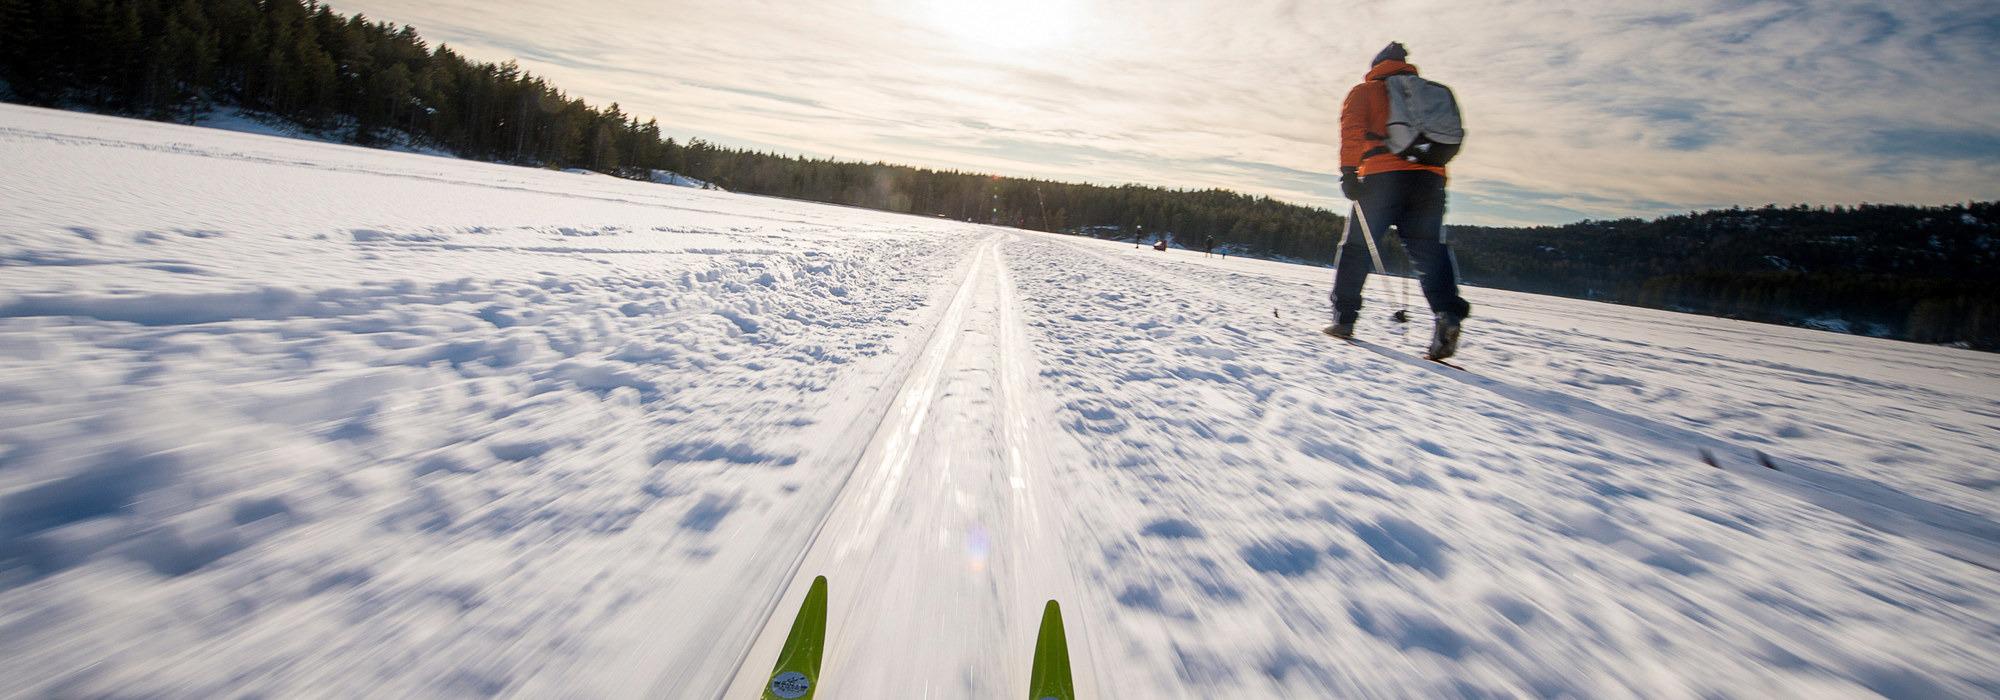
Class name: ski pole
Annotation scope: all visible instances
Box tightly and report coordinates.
[1396,237,1415,321]
[1351,204,1411,323]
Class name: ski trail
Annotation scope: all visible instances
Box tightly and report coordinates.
[586,233,990,700]
[992,235,1108,700]
[722,234,1093,698]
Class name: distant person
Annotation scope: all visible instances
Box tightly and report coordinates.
[1326,41,1471,360]
[1203,234,1216,258]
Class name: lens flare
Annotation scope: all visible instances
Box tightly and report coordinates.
[965,524,991,572]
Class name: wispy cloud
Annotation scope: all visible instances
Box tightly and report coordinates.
[336,0,2000,225]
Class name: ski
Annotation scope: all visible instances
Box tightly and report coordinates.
[1428,357,1468,371]
[1322,327,1469,371]
[760,575,828,700]
[1028,600,1076,700]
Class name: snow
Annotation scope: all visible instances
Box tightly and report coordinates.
[191,106,337,143]
[649,169,721,191]
[193,106,458,158]
[3,102,1998,698]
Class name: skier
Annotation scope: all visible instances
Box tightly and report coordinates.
[1203,234,1216,258]
[1325,41,1472,360]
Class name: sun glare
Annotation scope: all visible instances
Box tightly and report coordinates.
[925,0,1077,54]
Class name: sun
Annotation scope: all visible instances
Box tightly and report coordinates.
[925,0,1077,54]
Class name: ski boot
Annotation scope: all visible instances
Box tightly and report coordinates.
[1426,312,1462,360]
[1323,315,1356,340]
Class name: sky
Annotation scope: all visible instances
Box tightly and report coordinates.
[333,0,2000,226]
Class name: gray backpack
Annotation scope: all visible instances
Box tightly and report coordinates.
[1380,74,1464,166]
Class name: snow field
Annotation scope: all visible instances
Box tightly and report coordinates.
[1003,234,2000,697]
[2,103,1998,698]
[0,104,981,696]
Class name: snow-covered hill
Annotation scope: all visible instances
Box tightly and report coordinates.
[2,103,1996,698]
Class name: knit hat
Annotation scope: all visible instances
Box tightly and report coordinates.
[1372,42,1408,66]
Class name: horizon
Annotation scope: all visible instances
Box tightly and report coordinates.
[325,0,2000,227]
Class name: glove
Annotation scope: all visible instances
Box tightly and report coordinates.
[1339,167,1361,201]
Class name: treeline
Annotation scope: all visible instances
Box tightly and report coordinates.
[0,0,1340,259]
[0,0,685,170]
[687,150,1343,259]
[0,0,1992,347]
[1449,202,2000,348]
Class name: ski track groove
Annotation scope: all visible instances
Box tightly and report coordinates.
[991,234,1109,700]
[691,234,1000,699]
[719,233,1097,698]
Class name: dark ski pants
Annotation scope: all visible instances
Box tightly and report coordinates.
[1330,170,1470,323]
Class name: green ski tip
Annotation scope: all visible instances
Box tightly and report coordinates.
[761,575,827,700]
[1028,599,1076,700]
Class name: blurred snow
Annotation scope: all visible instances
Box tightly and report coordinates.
[2,103,1997,698]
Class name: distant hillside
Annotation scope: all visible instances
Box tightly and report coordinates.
[1,0,1992,348]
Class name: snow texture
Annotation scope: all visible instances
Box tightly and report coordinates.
[2,102,1997,698]
[648,169,721,191]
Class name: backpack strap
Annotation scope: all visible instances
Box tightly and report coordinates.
[1361,130,1390,160]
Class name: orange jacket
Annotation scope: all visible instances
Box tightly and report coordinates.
[1341,59,1447,178]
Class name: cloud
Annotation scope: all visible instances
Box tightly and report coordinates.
[334,0,2000,225]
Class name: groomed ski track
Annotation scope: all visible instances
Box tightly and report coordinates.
[718,234,1103,698]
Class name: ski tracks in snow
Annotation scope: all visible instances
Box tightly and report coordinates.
[721,234,1101,699]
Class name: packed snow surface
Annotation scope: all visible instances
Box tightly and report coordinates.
[2,103,1998,698]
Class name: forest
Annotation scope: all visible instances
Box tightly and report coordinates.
[1,0,1993,348]
[1448,204,1998,347]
